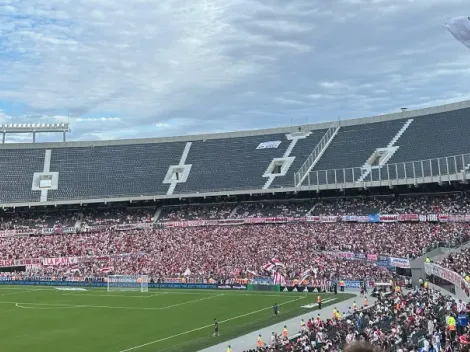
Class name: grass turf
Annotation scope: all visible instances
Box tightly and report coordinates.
[0,286,352,352]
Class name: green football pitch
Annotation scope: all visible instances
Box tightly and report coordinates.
[0,286,352,352]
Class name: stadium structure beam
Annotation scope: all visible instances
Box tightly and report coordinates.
[0,123,71,143]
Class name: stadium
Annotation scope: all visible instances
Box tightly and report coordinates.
[0,100,470,351]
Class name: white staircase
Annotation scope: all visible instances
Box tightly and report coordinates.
[152,207,163,222]
[166,142,192,195]
[262,132,311,190]
[74,212,83,228]
[387,119,413,148]
[229,204,239,218]
[295,121,340,187]
[305,203,317,217]
[357,119,413,183]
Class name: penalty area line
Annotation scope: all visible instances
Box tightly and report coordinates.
[1,294,224,311]
[117,296,305,352]
[0,289,47,296]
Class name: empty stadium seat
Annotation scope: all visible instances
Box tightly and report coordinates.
[388,107,470,164]
[0,149,44,203]
[48,143,186,201]
[175,134,289,193]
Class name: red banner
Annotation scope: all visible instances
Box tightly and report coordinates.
[367,254,378,261]
[337,252,354,259]
[438,214,449,222]
[379,214,399,222]
[0,258,42,268]
[42,257,79,266]
[398,214,419,222]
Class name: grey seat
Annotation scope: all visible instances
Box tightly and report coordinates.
[48,143,185,201]
[0,149,44,203]
[175,134,289,194]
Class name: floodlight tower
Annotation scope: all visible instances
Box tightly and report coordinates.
[0,123,71,143]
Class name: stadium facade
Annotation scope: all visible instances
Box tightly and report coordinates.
[2,100,470,208]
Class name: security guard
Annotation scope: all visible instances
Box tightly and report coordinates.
[282,326,288,338]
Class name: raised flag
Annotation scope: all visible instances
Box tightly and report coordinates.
[273,271,287,286]
[271,258,285,267]
[444,17,470,50]
[263,263,275,272]
[300,268,312,282]
[100,267,113,273]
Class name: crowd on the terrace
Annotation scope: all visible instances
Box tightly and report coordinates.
[1,192,470,230]
[0,221,467,281]
[0,192,468,281]
[0,210,78,230]
[159,193,470,222]
[81,208,154,227]
[439,248,470,282]
[244,287,470,352]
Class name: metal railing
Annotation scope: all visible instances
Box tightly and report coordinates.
[299,152,470,190]
[294,121,340,186]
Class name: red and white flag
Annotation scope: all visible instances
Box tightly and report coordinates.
[273,271,287,286]
[263,263,275,272]
[271,258,285,268]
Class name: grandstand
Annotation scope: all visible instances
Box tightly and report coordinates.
[0,100,469,207]
[0,101,470,352]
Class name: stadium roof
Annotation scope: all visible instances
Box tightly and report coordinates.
[0,99,468,149]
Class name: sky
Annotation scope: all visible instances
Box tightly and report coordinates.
[0,0,469,142]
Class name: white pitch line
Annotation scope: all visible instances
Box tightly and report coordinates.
[15,303,83,310]
[117,296,305,352]
[0,294,223,311]
[62,290,315,298]
[1,289,46,296]
[61,292,170,298]
[158,294,223,310]
[5,301,161,311]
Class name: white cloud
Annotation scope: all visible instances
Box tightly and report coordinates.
[0,0,468,140]
[0,109,11,122]
[318,81,350,91]
[75,117,121,123]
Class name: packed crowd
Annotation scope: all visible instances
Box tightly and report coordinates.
[314,193,470,217]
[81,208,154,227]
[232,202,314,219]
[0,210,78,230]
[439,248,470,280]
[0,222,467,280]
[159,192,470,222]
[247,287,470,352]
[1,192,470,229]
[160,204,235,222]
[0,192,468,281]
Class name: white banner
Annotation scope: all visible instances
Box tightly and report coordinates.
[256,141,281,149]
[389,257,410,268]
[42,257,79,266]
[425,262,470,298]
[0,258,42,267]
